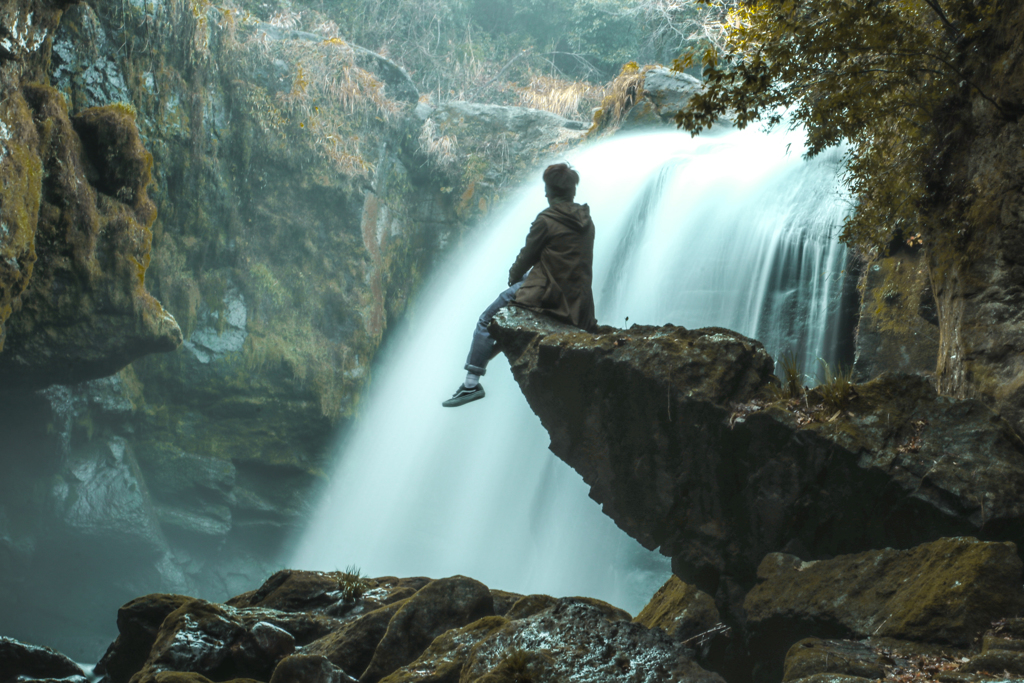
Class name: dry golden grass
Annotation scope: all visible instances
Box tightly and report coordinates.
[515,74,605,120]
[418,118,459,167]
[231,22,402,178]
[592,62,649,131]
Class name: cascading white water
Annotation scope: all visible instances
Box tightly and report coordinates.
[290,126,850,615]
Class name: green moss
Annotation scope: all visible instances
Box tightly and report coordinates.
[633,575,719,639]
[477,648,547,683]
[870,256,925,336]
[73,103,156,213]
[0,90,44,347]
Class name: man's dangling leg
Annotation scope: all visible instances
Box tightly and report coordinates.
[443,281,523,407]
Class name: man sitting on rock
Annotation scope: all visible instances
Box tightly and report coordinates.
[443,162,597,407]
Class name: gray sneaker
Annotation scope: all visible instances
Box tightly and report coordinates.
[442,383,485,407]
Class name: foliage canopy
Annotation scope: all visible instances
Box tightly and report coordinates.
[675,0,1012,252]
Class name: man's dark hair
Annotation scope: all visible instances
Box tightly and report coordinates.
[543,162,579,200]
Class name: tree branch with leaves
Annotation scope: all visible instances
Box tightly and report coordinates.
[673,0,1012,252]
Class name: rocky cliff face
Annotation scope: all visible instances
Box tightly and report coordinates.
[929,3,1024,425]
[0,0,181,390]
[853,246,939,381]
[851,3,1024,434]
[0,0,587,659]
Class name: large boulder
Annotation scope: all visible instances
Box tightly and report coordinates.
[379,598,724,683]
[122,598,343,683]
[633,576,720,643]
[621,67,703,129]
[489,308,1024,598]
[303,602,408,680]
[359,575,495,682]
[96,594,194,683]
[745,538,1024,680]
[269,654,357,683]
[0,636,87,683]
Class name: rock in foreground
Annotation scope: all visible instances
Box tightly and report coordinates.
[489,308,1024,595]
[91,570,721,683]
[0,636,89,683]
[746,537,1024,680]
[14,551,1024,683]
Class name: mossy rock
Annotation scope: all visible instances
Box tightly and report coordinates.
[490,307,1024,612]
[982,635,1024,654]
[96,593,194,683]
[0,89,42,354]
[633,575,719,642]
[505,595,559,620]
[268,654,353,683]
[782,639,886,682]
[0,86,181,391]
[853,249,939,380]
[137,673,263,683]
[964,650,1024,675]
[302,598,409,677]
[746,538,1024,683]
[377,616,511,683]
[787,676,876,683]
[381,598,722,683]
[360,576,495,683]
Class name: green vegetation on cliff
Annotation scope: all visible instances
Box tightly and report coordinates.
[178,0,705,120]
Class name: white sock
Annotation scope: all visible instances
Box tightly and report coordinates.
[464,373,480,389]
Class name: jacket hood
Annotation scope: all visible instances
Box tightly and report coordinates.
[542,202,591,232]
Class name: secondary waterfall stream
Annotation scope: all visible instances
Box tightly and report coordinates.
[290,126,851,615]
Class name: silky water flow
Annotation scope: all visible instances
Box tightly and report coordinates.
[290,126,851,615]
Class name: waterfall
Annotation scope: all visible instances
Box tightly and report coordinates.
[289,126,850,615]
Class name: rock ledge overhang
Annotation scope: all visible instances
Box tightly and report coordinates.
[490,306,1024,592]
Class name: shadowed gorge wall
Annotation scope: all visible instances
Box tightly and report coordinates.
[0,0,587,658]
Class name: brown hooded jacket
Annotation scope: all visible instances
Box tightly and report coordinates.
[508,200,596,331]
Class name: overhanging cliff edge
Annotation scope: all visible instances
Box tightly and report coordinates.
[489,307,1024,596]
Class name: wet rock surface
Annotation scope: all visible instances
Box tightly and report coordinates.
[489,308,1024,594]
[633,575,720,643]
[74,571,723,683]
[379,599,721,683]
[96,594,194,683]
[10,553,1024,683]
[0,636,88,683]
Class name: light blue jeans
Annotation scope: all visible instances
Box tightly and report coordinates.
[464,280,523,375]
